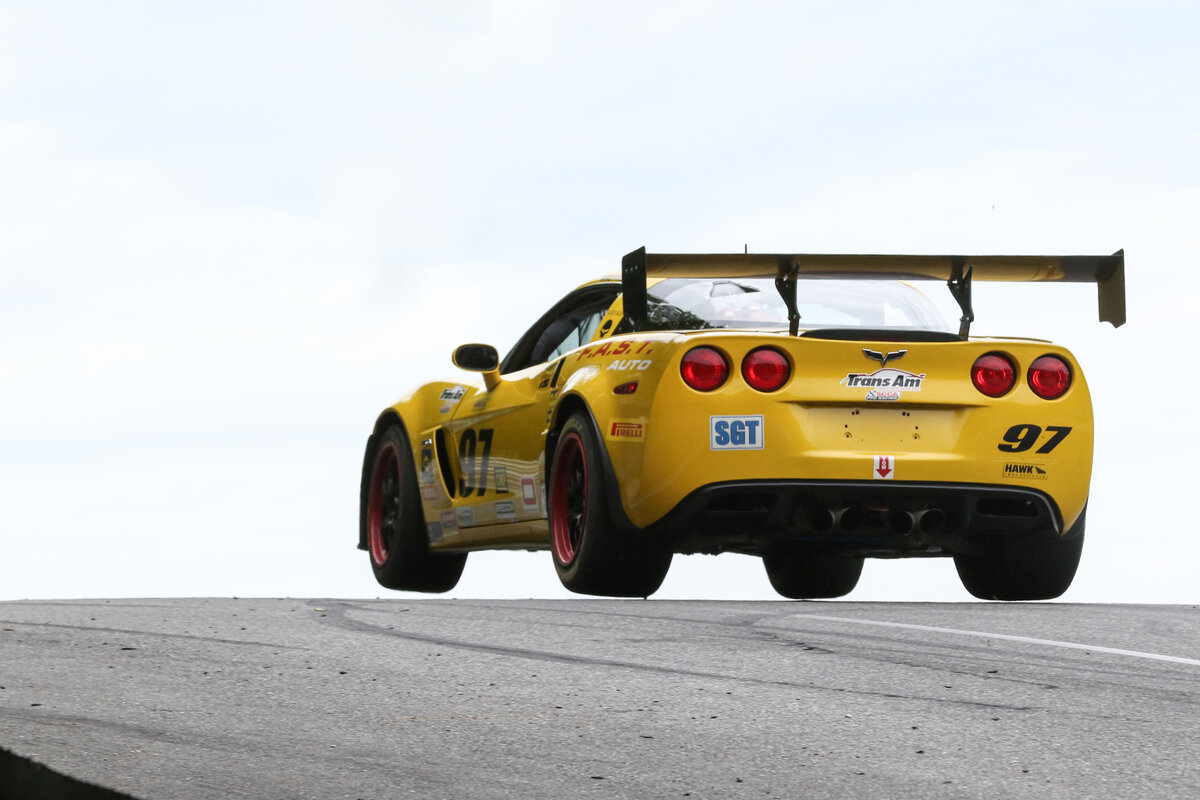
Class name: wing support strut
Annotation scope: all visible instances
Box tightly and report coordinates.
[775,263,801,336]
[947,261,974,339]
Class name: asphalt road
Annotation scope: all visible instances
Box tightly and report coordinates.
[1,599,1197,799]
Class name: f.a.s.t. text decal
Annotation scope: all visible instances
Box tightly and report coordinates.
[576,340,654,361]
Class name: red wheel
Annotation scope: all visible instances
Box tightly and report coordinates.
[550,430,587,567]
[548,413,671,597]
[361,424,466,593]
[368,438,403,567]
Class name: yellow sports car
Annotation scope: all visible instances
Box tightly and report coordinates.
[359,247,1125,599]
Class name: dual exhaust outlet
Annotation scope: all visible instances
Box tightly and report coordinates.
[807,505,946,536]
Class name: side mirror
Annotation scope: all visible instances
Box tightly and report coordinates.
[452,343,499,372]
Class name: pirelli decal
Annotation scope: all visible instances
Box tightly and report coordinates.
[608,419,645,441]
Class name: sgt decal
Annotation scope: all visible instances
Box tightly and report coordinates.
[710,415,764,450]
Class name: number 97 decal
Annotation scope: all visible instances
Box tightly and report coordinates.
[998,424,1072,454]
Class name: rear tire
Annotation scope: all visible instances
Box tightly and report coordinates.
[365,425,466,593]
[954,512,1085,601]
[549,413,671,597]
[763,550,864,599]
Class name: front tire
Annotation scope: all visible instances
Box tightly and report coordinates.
[954,512,1085,601]
[763,550,864,599]
[549,413,671,597]
[365,425,466,593]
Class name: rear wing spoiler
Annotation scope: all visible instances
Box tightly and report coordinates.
[620,247,1126,337]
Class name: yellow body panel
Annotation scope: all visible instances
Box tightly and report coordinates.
[382,325,1092,552]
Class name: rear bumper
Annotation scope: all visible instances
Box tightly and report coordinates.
[635,479,1071,557]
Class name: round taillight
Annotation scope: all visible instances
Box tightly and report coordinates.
[680,346,729,391]
[742,347,791,392]
[971,353,1016,397]
[1028,355,1072,399]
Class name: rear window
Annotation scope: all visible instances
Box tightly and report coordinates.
[644,278,953,332]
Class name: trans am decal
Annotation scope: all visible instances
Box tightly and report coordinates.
[439,385,466,413]
[842,368,926,401]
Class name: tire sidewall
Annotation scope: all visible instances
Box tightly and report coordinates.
[550,415,605,584]
[367,426,421,579]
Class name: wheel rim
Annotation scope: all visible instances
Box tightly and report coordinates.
[551,431,587,566]
[368,440,402,567]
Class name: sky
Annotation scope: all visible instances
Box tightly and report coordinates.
[2,1,1197,603]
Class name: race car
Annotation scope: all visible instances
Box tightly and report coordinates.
[359,247,1125,600]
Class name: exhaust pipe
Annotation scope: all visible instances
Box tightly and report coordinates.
[916,507,946,535]
[808,506,862,533]
[834,507,863,533]
[887,509,916,535]
[810,507,835,533]
[887,507,947,536]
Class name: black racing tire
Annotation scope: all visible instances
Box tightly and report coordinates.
[365,425,466,593]
[763,550,864,599]
[953,511,1085,601]
[549,413,672,597]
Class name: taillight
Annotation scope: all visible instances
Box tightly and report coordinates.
[971,353,1016,397]
[680,346,729,391]
[742,347,791,392]
[1028,355,1072,399]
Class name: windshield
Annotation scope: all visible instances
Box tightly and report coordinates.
[644,278,953,332]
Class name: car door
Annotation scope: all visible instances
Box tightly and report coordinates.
[440,283,620,539]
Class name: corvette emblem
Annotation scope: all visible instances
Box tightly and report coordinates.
[863,348,907,367]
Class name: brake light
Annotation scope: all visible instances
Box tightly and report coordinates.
[971,353,1016,397]
[742,347,791,392]
[680,347,729,391]
[1028,355,1072,399]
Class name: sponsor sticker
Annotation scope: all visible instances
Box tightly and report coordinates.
[456,506,475,527]
[421,485,438,502]
[711,415,764,450]
[1003,463,1048,480]
[842,369,926,401]
[608,420,645,441]
[576,340,655,361]
[440,510,458,531]
[439,385,466,413]
[521,477,539,512]
[494,500,517,521]
[873,455,896,480]
[606,359,653,372]
[426,522,444,543]
[493,466,509,493]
